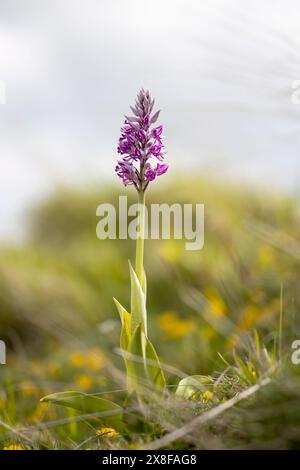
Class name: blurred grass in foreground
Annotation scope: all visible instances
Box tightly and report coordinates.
[1,176,300,449]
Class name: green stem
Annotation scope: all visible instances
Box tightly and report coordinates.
[135,190,146,285]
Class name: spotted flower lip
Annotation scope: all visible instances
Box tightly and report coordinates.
[115,89,168,191]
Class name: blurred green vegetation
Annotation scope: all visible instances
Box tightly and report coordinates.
[1,176,300,449]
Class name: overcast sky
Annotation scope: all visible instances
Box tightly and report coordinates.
[1,0,300,239]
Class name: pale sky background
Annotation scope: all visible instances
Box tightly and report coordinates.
[1,0,300,239]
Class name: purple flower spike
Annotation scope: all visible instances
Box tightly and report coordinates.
[156,163,168,175]
[115,89,168,191]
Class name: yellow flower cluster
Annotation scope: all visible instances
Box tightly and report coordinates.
[200,390,213,403]
[158,311,193,340]
[70,348,105,371]
[96,427,119,438]
[3,444,24,450]
[74,374,94,390]
[205,287,228,317]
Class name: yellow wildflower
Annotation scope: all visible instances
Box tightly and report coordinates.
[75,374,93,390]
[239,305,261,330]
[96,427,119,438]
[158,311,193,340]
[201,390,213,403]
[3,444,24,450]
[70,349,105,371]
[205,287,228,317]
[70,351,86,368]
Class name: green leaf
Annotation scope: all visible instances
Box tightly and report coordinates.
[142,267,147,301]
[113,298,131,351]
[129,262,147,336]
[144,335,166,389]
[126,324,165,393]
[235,356,255,384]
[126,324,146,393]
[40,391,123,430]
[176,375,213,399]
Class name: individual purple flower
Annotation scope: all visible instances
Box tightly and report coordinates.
[149,144,163,158]
[155,163,168,175]
[151,125,163,141]
[145,166,157,181]
[115,89,168,191]
[144,163,169,182]
[115,160,139,187]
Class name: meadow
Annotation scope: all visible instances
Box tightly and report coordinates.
[0,176,300,450]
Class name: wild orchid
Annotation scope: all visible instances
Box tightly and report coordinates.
[40,90,168,429]
[113,89,168,395]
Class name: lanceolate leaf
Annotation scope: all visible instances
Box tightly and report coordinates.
[142,268,147,301]
[126,324,165,393]
[113,298,131,351]
[144,336,166,389]
[126,324,146,393]
[40,391,123,430]
[129,262,147,336]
